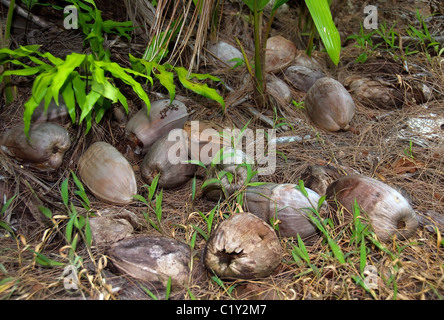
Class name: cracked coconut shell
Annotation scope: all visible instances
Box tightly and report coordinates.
[108,236,190,290]
[203,212,282,279]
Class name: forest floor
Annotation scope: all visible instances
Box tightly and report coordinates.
[0,0,443,300]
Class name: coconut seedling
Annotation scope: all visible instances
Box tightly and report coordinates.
[245,182,327,241]
[202,147,258,201]
[236,0,340,110]
[141,130,198,189]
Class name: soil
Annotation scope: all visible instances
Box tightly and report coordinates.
[0,0,443,300]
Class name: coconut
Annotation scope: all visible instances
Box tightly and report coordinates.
[203,212,282,279]
[326,174,419,242]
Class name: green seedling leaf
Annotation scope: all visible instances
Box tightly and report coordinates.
[66,212,76,243]
[38,206,52,220]
[24,71,55,136]
[85,217,92,248]
[317,195,326,212]
[327,238,345,264]
[210,147,231,167]
[201,178,223,190]
[175,67,225,111]
[242,0,270,12]
[360,234,367,273]
[147,174,160,203]
[0,221,14,236]
[74,215,86,230]
[50,53,86,101]
[218,170,233,184]
[1,195,17,216]
[140,284,159,300]
[229,57,245,69]
[70,171,90,208]
[164,277,172,300]
[191,175,197,201]
[61,177,69,208]
[305,0,341,65]
[29,249,64,267]
[94,60,152,112]
[246,181,267,187]
[186,287,196,300]
[192,224,208,241]
[295,179,309,198]
[186,159,207,170]
[189,231,197,251]
[155,190,163,222]
[79,90,101,124]
[132,194,148,205]
[0,65,43,81]
[272,0,289,11]
[60,81,77,124]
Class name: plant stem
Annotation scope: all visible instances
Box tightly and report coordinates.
[306,21,316,57]
[2,0,16,104]
[252,0,266,108]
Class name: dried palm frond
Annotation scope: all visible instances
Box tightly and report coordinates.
[123,0,156,36]
[124,0,220,72]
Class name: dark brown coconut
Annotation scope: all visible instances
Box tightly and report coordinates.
[107,236,190,290]
[0,123,71,171]
[326,174,419,242]
[305,77,355,132]
[300,164,342,196]
[245,183,326,241]
[343,75,405,109]
[203,212,282,279]
[284,65,326,93]
[78,142,137,205]
[267,74,292,104]
[141,130,197,189]
[293,50,325,72]
[125,99,189,154]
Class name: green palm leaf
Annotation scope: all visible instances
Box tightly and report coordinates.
[305,0,341,65]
